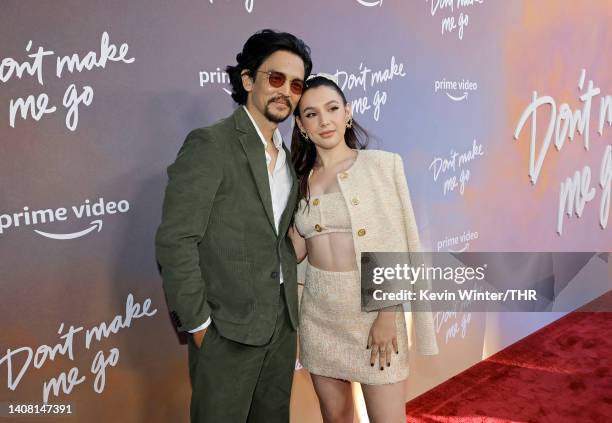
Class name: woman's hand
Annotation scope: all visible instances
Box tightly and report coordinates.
[288,225,307,263]
[367,311,398,370]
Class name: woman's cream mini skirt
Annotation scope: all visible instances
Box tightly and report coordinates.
[299,262,409,385]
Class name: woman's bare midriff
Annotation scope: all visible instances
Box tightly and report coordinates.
[305,231,357,271]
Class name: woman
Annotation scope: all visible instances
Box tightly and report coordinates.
[289,74,438,423]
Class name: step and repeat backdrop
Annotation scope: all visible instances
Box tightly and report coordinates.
[1,1,611,422]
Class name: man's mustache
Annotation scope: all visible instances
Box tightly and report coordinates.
[268,96,291,107]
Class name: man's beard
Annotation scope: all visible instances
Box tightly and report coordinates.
[264,96,292,123]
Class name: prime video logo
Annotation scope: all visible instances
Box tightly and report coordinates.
[0,197,130,240]
[434,77,478,102]
[199,68,231,96]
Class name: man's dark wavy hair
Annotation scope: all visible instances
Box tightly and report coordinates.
[225,29,312,105]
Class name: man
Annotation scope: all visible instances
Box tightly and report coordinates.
[155,29,312,422]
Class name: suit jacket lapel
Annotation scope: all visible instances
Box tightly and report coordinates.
[235,108,276,232]
[278,142,298,237]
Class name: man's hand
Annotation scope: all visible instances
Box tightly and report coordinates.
[192,328,208,349]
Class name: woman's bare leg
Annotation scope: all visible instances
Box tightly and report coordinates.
[361,380,406,423]
[310,374,354,423]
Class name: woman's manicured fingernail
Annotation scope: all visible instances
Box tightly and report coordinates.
[380,366,384,371]
[396,351,399,355]
[366,345,370,350]
[387,362,390,367]
[371,363,374,367]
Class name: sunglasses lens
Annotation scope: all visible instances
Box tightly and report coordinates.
[290,81,304,95]
[262,71,303,95]
[268,72,285,88]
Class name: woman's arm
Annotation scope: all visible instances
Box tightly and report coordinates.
[288,225,307,263]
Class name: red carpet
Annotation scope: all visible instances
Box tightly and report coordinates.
[406,292,612,422]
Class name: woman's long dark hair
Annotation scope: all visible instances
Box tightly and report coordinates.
[291,75,370,207]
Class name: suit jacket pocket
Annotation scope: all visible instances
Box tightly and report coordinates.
[206,259,255,324]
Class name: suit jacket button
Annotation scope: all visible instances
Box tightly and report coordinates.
[271,271,279,279]
[312,198,320,206]
[338,172,348,180]
[351,197,359,205]
[315,224,323,232]
[357,228,366,237]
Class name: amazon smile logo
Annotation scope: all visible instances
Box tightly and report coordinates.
[0,197,130,239]
[356,0,383,6]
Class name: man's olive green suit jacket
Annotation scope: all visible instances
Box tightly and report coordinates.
[156,107,299,346]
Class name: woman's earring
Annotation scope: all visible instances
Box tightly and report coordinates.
[346,117,353,129]
[299,128,310,140]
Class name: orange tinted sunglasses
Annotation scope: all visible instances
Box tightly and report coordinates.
[256,70,304,95]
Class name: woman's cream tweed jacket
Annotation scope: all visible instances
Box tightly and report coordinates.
[335,149,438,355]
